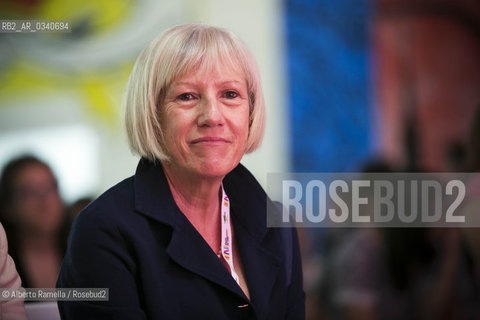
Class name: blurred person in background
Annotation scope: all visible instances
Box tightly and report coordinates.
[65,197,92,223]
[331,227,478,320]
[64,196,93,236]
[0,155,69,289]
[323,161,479,320]
[0,222,27,320]
[57,23,305,319]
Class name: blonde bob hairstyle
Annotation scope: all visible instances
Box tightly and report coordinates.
[124,23,266,162]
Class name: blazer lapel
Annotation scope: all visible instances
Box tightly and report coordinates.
[224,163,283,318]
[165,211,247,300]
[233,218,280,319]
[133,159,282,313]
[133,159,248,300]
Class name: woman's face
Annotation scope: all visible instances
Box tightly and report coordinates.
[161,64,250,179]
[11,163,64,234]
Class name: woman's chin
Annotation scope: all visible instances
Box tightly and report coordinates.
[195,167,232,179]
[191,161,238,179]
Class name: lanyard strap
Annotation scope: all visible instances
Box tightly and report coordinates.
[220,185,240,285]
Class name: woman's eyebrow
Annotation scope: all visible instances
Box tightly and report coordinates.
[214,80,246,90]
[170,80,244,88]
[217,80,242,85]
[170,81,196,87]
[165,82,198,96]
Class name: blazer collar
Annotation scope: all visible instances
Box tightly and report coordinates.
[133,158,177,227]
[133,159,281,313]
[133,158,270,242]
[223,164,281,318]
[222,163,270,243]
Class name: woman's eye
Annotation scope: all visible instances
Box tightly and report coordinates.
[177,93,196,101]
[224,91,239,99]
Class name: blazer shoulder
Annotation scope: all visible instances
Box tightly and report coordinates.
[75,176,135,228]
[224,163,266,200]
[227,163,261,184]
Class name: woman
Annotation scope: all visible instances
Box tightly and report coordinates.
[0,155,68,289]
[0,222,27,320]
[57,24,305,319]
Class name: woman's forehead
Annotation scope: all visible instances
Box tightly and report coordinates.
[170,60,246,87]
[177,66,244,82]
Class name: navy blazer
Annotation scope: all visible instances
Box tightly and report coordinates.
[57,159,305,319]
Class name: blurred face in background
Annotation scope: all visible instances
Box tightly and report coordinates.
[10,163,64,235]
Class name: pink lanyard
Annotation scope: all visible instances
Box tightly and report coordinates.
[220,185,240,285]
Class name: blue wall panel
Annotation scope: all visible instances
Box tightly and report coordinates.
[286,0,372,172]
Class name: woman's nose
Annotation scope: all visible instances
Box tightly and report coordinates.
[197,96,224,127]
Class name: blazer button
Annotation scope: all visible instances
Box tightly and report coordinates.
[235,303,253,319]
